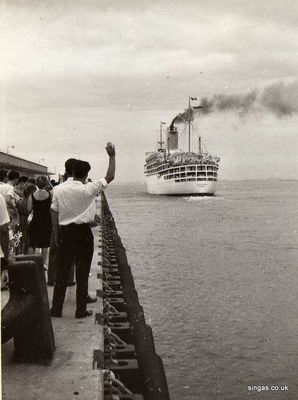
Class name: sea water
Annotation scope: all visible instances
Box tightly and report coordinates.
[107,180,298,400]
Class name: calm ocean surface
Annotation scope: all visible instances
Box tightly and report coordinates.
[107,180,298,400]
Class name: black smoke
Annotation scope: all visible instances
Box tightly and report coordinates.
[170,108,194,129]
[171,81,298,125]
[201,81,298,118]
[199,90,258,115]
[260,82,297,117]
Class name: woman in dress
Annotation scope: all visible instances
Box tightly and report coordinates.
[18,183,36,254]
[27,175,52,267]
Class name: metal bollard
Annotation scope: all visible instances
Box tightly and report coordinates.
[1,256,55,363]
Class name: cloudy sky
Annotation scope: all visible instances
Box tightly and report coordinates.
[1,0,298,181]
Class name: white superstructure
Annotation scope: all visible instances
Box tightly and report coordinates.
[144,151,219,195]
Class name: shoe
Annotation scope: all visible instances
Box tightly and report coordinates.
[87,295,97,303]
[50,308,62,318]
[75,310,93,318]
[66,282,76,287]
[47,282,55,287]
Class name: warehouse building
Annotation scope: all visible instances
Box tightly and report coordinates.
[0,151,53,178]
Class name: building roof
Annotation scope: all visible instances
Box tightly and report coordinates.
[0,151,53,176]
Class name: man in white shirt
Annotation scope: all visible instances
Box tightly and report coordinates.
[47,158,77,286]
[0,170,20,230]
[0,170,14,206]
[50,143,115,318]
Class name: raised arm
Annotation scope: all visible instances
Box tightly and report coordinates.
[104,142,116,184]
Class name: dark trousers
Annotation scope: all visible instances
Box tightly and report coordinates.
[48,233,75,284]
[51,223,94,314]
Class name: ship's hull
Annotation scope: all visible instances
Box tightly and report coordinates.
[146,174,217,195]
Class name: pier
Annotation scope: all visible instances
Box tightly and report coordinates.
[1,193,170,400]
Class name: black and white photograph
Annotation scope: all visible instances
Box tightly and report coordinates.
[1,1,298,399]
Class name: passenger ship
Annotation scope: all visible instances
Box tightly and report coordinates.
[144,98,220,195]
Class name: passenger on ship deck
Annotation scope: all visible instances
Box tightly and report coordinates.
[50,142,116,319]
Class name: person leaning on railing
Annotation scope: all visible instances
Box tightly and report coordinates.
[50,142,115,319]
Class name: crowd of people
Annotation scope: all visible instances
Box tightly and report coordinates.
[0,142,115,319]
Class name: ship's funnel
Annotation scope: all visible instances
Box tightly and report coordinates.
[166,126,178,150]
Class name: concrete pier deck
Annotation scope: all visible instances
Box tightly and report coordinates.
[1,224,104,400]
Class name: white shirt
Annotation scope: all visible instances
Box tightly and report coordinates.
[0,182,14,203]
[51,178,107,225]
[0,193,10,257]
[0,194,9,226]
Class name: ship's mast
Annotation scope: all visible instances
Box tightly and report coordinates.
[188,97,201,152]
[188,96,191,152]
[158,121,166,151]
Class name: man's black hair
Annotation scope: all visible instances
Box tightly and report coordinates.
[0,170,7,182]
[65,158,77,176]
[23,183,36,197]
[17,176,28,184]
[8,170,20,181]
[73,160,91,179]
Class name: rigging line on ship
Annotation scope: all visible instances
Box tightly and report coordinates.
[190,118,213,155]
